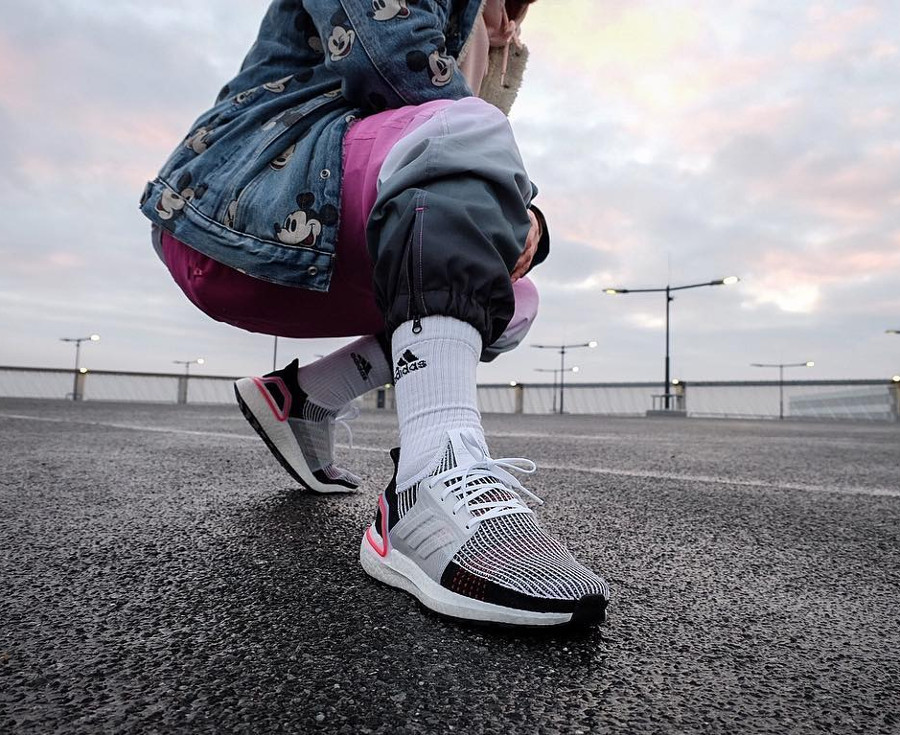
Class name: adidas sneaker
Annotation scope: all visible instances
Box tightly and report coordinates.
[360,429,609,627]
[234,359,361,493]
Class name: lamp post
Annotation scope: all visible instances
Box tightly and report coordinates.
[60,334,100,401]
[534,366,579,414]
[750,361,814,420]
[173,358,205,376]
[887,329,900,335]
[531,342,595,414]
[173,358,205,405]
[604,276,739,409]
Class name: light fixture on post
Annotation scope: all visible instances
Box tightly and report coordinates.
[60,334,100,401]
[531,341,595,415]
[173,358,205,376]
[534,366,580,414]
[173,358,205,405]
[604,276,739,410]
[533,368,559,413]
[750,361,814,420]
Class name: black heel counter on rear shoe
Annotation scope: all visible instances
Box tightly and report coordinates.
[265,358,326,421]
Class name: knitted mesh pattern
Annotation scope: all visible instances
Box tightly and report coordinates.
[297,400,333,424]
[397,485,417,517]
[288,415,360,486]
[287,413,334,473]
[434,443,457,474]
[453,513,609,600]
[320,464,344,481]
[428,442,608,601]
[398,440,455,517]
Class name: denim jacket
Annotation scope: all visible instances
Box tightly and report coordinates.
[139,0,484,291]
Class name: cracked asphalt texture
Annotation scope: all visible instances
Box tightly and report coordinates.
[1,397,898,734]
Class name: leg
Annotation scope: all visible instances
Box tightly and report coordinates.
[360,98,609,627]
[156,225,392,492]
[368,97,532,486]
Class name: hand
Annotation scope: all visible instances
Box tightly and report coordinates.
[511,207,541,283]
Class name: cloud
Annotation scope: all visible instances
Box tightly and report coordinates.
[2,0,899,383]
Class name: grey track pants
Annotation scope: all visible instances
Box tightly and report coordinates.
[366,97,535,347]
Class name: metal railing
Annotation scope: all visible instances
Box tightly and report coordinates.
[1,366,898,422]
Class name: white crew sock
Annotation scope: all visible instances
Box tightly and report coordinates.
[392,316,485,489]
[297,335,392,411]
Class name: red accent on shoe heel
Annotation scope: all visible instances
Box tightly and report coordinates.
[252,376,291,422]
[365,495,390,557]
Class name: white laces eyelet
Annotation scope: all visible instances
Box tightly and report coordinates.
[428,451,541,527]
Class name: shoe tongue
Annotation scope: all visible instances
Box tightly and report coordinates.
[437,429,521,518]
[434,429,490,475]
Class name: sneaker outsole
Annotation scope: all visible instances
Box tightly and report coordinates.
[234,381,357,494]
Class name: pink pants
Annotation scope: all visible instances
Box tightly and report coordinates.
[158,101,538,348]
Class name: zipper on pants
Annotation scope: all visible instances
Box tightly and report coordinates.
[406,193,429,335]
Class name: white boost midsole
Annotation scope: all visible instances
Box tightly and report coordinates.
[359,527,572,626]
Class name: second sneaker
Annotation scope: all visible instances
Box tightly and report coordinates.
[234,359,361,493]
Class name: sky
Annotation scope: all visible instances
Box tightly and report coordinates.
[1,0,898,385]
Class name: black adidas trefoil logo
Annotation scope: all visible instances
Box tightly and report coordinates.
[394,349,427,381]
[351,352,372,382]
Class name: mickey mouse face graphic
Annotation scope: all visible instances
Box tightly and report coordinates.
[234,87,257,104]
[184,126,213,154]
[275,209,322,247]
[155,174,206,221]
[328,26,356,61]
[429,49,454,86]
[224,199,239,229]
[263,76,294,93]
[270,144,296,171]
[156,189,186,220]
[274,193,338,247]
[372,0,410,21]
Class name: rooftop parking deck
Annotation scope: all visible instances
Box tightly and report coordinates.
[1,399,898,734]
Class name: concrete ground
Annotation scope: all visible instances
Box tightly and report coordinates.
[1,397,898,734]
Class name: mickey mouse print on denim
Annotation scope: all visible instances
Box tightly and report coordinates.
[139,0,485,293]
[275,192,339,247]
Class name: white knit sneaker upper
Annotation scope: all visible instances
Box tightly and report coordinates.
[387,429,610,609]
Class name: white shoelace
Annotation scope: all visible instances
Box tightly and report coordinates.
[424,454,542,531]
[331,403,360,448]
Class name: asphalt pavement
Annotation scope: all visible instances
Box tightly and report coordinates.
[1,398,898,734]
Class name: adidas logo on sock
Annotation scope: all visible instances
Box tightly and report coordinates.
[351,352,373,382]
[394,349,427,381]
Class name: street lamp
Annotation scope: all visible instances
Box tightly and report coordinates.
[887,329,900,335]
[532,341,595,414]
[173,358,205,405]
[750,361,815,420]
[534,366,579,414]
[604,276,739,409]
[60,334,100,401]
[173,358,205,376]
